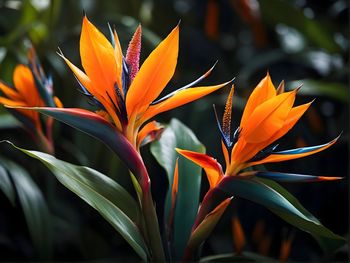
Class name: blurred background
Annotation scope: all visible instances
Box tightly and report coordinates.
[0,0,348,261]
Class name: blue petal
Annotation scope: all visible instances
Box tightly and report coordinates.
[151,62,218,105]
[254,171,339,182]
[273,136,340,155]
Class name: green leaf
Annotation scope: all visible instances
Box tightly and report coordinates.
[0,157,52,259]
[217,176,345,252]
[187,198,231,250]
[150,118,205,259]
[287,79,348,103]
[258,178,346,252]
[0,114,21,130]
[8,142,149,261]
[259,0,341,53]
[200,251,278,262]
[0,161,15,205]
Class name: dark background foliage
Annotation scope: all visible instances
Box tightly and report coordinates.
[0,0,348,261]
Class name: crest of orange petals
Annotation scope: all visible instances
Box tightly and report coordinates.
[59,15,230,147]
[177,73,340,188]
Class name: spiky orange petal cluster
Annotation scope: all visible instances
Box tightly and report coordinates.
[177,73,340,188]
[60,16,229,148]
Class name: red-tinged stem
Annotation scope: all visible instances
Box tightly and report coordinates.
[45,117,55,152]
[35,129,55,155]
[128,146,165,262]
[182,187,227,262]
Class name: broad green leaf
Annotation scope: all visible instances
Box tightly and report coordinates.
[217,176,345,252]
[257,178,346,252]
[287,79,348,103]
[0,161,15,205]
[8,142,149,261]
[0,114,21,130]
[150,118,205,259]
[0,157,52,259]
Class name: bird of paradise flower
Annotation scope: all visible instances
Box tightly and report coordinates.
[0,47,62,154]
[5,16,231,261]
[175,73,342,260]
[44,15,229,150]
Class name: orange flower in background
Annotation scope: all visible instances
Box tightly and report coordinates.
[0,64,45,130]
[0,47,62,153]
[58,15,230,149]
[177,73,340,187]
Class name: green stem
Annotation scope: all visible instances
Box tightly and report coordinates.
[106,132,165,261]
[142,185,166,262]
[132,153,165,261]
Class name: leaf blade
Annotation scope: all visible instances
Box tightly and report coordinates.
[217,176,345,252]
[1,157,53,259]
[8,142,149,261]
[150,118,205,259]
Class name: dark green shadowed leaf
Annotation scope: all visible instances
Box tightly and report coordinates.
[0,157,52,259]
[150,118,205,259]
[257,178,346,253]
[259,0,341,53]
[7,142,149,261]
[0,114,21,130]
[0,161,15,205]
[217,176,345,253]
[287,79,348,103]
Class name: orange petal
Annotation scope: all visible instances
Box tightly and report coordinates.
[140,82,228,123]
[168,158,179,231]
[171,158,179,210]
[232,216,246,255]
[1,98,41,129]
[242,89,297,143]
[279,234,294,262]
[240,72,276,128]
[176,148,223,188]
[0,97,27,107]
[0,81,21,101]
[13,65,42,107]
[126,24,179,117]
[58,53,93,94]
[259,101,312,147]
[112,28,123,89]
[252,220,265,244]
[238,101,312,167]
[58,52,122,130]
[136,120,163,147]
[80,16,119,103]
[249,136,339,166]
[221,140,230,167]
[54,96,63,108]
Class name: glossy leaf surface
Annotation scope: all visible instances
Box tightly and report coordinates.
[8,142,149,261]
[151,118,205,259]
